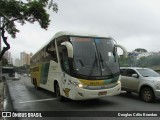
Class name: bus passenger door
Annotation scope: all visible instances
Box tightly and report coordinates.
[61,49,70,74]
[61,49,72,98]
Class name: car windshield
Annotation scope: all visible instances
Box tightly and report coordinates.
[70,36,120,79]
[137,69,160,77]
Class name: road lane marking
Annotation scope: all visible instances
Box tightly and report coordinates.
[19,98,57,103]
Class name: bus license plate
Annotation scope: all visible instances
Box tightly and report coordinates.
[98,91,107,96]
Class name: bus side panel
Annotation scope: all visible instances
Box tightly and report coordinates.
[39,60,62,92]
[30,64,42,87]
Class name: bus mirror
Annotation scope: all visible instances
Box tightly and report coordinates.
[61,41,73,58]
[115,44,127,58]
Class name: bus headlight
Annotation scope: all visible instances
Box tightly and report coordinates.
[78,83,83,88]
[69,80,83,88]
[117,80,121,84]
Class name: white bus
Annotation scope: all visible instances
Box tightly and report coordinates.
[30,31,127,101]
[2,66,15,80]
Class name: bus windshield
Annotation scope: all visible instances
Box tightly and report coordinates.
[70,36,120,79]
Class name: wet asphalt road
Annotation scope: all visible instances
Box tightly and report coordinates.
[3,76,160,120]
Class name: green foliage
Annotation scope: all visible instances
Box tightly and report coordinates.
[0,0,58,38]
[134,48,148,53]
[0,0,58,60]
[119,57,130,67]
[119,55,160,67]
[2,57,8,66]
[136,57,148,67]
[144,55,160,67]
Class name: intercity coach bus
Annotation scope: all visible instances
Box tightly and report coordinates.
[2,67,21,80]
[30,31,127,101]
[2,66,15,80]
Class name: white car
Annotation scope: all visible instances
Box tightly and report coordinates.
[23,73,28,77]
[120,67,160,102]
[28,74,31,77]
[13,73,21,80]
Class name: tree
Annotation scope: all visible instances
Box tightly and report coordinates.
[119,56,137,67]
[2,57,8,66]
[134,48,148,53]
[136,57,148,67]
[0,0,58,60]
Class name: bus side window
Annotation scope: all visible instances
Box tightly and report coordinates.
[62,49,70,74]
[46,43,58,62]
[49,51,58,62]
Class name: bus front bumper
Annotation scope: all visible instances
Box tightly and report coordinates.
[70,82,121,100]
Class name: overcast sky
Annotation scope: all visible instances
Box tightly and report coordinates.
[4,0,160,61]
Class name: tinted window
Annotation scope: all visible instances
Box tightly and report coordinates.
[120,69,127,76]
[2,68,14,74]
[126,69,137,77]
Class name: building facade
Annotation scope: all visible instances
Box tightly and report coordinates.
[14,59,21,67]
[20,52,32,66]
[4,51,12,64]
[128,50,158,59]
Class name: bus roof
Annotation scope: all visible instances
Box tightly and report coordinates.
[53,31,111,39]
[32,31,112,58]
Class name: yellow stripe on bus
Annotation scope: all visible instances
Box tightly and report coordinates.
[79,79,105,86]
[79,76,119,86]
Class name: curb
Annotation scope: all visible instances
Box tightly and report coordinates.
[0,82,4,112]
[0,82,4,120]
[0,80,16,120]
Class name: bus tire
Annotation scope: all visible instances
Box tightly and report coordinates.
[55,83,65,102]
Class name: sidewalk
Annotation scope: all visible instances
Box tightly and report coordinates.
[0,82,4,109]
[0,81,4,113]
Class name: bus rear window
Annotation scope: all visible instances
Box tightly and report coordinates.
[2,68,15,74]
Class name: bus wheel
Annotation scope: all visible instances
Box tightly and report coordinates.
[55,83,65,102]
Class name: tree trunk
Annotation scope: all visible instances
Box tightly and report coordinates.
[0,26,10,61]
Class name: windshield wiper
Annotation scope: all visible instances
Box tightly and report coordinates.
[88,53,99,78]
[98,52,115,76]
[143,76,149,77]
[98,52,104,69]
[75,58,84,67]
